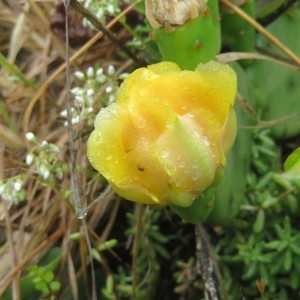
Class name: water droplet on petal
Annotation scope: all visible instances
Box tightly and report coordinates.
[192,160,199,169]
[192,172,202,181]
[144,181,150,187]
[186,113,194,119]
[181,104,187,111]
[179,161,185,169]
[193,130,200,138]
[174,180,181,188]
[106,155,113,161]
[203,136,210,146]
[137,119,145,128]
[160,150,170,159]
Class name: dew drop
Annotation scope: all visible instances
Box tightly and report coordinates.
[179,161,185,168]
[160,150,170,159]
[110,108,117,115]
[166,118,173,128]
[193,130,200,138]
[192,160,199,169]
[137,119,145,128]
[186,113,194,119]
[203,136,210,146]
[192,172,202,181]
[77,208,87,220]
[174,180,181,188]
[144,181,150,187]
[106,155,113,161]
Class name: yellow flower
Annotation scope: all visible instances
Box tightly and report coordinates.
[87,61,237,207]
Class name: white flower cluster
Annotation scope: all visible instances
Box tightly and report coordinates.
[60,65,128,126]
[78,0,125,29]
[0,178,26,204]
[25,132,68,182]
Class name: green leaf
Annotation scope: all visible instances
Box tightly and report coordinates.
[32,277,42,284]
[290,243,300,256]
[283,249,292,271]
[35,282,49,293]
[253,210,265,233]
[43,270,54,283]
[284,147,300,171]
[290,270,300,289]
[0,52,35,87]
[264,240,286,250]
[49,281,61,292]
[242,262,258,279]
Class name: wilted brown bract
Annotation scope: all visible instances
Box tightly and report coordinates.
[145,0,208,28]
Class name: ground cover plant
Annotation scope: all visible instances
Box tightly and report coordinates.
[0,0,300,299]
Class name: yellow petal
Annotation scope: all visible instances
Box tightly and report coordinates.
[220,106,237,155]
[88,100,173,205]
[87,61,238,207]
[154,115,216,196]
[117,61,237,128]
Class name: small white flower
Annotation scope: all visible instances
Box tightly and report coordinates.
[60,110,68,118]
[87,67,94,79]
[74,71,85,81]
[87,88,94,96]
[96,68,104,76]
[14,180,23,191]
[56,168,64,180]
[71,87,80,94]
[72,115,80,124]
[119,73,129,80]
[96,9,104,20]
[108,65,115,76]
[0,184,5,194]
[41,140,48,147]
[108,94,116,104]
[75,95,84,106]
[107,4,115,15]
[49,144,59,153]
[98,76,106,83]
[40,165,50,180]
[25,132,35,142]
[106,86,113,93]
[26,153,34,165]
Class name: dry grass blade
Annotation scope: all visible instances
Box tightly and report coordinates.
[0,123,25,149]
[217,52,300,71]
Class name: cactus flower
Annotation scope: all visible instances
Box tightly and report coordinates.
[87,60,237,207]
